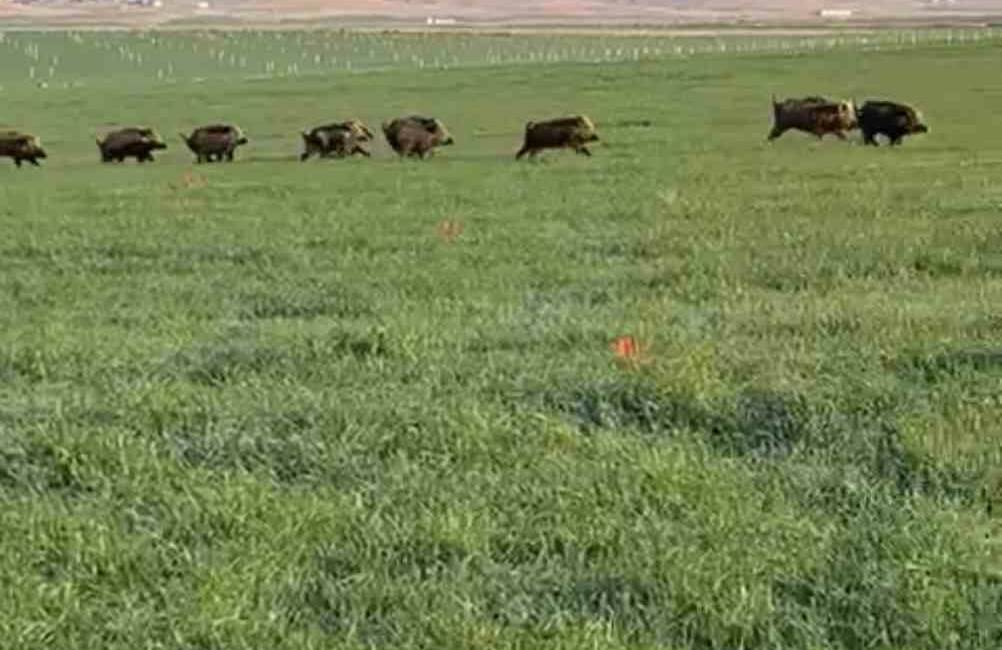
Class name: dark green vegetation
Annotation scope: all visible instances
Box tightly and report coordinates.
[2,29,1002,650]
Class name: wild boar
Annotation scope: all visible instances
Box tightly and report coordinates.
[857,100,929,146]
[97,127,167,163]
[381,116,454,159]
[767,96,858,141]
[300,119,373,161]
[343,119,375,142]
[0,131,47,167]
[180,124,249,163]
[516,115,600,159]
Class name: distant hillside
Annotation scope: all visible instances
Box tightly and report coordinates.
[5,0,1002,25]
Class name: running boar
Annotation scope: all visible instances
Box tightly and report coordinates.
[0,131,47,167]
[180,124,249,163]
[97,127,167,163]
[767,96,858,141]
[382,116,454,159]
[516,115,600,159]
[857,100,929,146]
[300,119,373,161]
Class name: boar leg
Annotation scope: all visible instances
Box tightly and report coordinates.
[515,146,533,160]
[766,126,786,141]
[27,157,40,167]
[834,131,847,141]
[351,145,371,158]
[575,146,592,156]
[14,158,23,168]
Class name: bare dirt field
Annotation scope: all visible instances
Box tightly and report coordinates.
[4,0,1002,28]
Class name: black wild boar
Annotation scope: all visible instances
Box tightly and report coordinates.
[857,100,929,146]
[300,119,373,161]
[97,127,167,163]
[0,131,47,167]
[767,96,858,141]
[516,115,600,159]
[180,124,249,163]
[381,116,454,159]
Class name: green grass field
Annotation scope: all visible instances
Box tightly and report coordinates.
[2,29,1002,650]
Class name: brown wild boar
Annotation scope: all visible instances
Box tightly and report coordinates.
[0,131,47,167]
[180,124,249,163]
[300,120,373,161]
[381,116,454,159]
[97,127,167,163]
[857,100,929,146]
[516,115,600,159]
[767,96,858,141]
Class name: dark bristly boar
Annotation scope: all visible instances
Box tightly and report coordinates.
[857,100,929,146]
[381,116,454,159]
[180,124,249,163]
[0,131,47,167]
[767,96,858,141]
[516,115,600,159]
[97,127,167,163]
[300,119,373,161]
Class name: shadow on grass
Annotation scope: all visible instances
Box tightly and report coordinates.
[236,282,371,321]
[541,377,976,503]
[0,434,93,497]
[152,406,337,484]
[896,346,1002,385]
[547,379,809,459]
[161,327,390,386]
